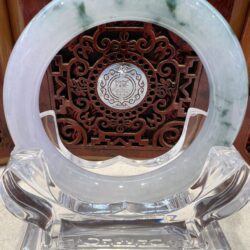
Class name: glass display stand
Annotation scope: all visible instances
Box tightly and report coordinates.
[19,221,231,250]
[1,0,250,249]
[2,108,250,249]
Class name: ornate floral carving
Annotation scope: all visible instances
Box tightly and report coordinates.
[48,21,202,158]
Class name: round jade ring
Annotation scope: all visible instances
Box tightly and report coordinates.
[4,0,248,203]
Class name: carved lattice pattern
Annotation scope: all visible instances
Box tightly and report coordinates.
[47,21,203,159]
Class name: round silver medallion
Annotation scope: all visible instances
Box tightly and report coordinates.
[97,63,148,110]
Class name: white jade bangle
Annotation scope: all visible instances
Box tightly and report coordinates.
[4,0,248,203]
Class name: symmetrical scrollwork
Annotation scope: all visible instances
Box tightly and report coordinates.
[48,21,202,158]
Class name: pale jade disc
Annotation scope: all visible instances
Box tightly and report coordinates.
[4,0,248,203]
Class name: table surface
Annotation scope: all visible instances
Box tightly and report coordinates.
[0,168,249,250]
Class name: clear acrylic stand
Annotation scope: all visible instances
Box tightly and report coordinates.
[1,108,249,249]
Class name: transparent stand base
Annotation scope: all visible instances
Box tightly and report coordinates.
[20,220,230,250]
[1,109,249,250]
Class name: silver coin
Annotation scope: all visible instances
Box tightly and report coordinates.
[97,63,148,110]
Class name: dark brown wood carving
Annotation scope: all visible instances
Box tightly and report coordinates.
[46,21,202,159]
[2,0,250,163]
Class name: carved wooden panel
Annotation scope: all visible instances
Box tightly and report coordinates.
[2,0,250,162]
[47,21,202,159]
